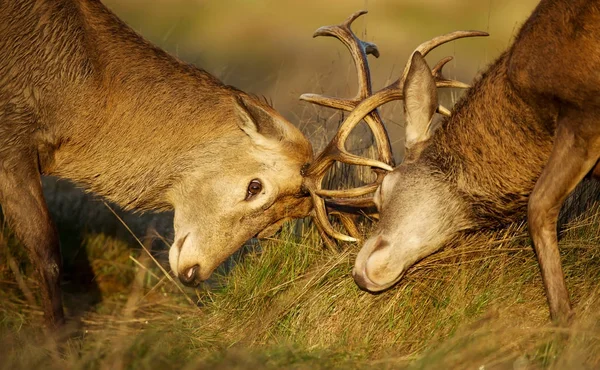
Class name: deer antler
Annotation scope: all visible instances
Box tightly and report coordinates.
[301,10,488,243]
[300,11,394,170]
[300,11,393,243]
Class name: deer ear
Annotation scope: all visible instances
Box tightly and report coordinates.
[403,52,438,148]
[234,95,261,137]
[233,95,283,143]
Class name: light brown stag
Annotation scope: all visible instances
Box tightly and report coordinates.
[0,1,394,329]
[315,0,600,324]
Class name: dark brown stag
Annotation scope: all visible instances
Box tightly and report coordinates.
[0,1,390,329]
[327,0,600,324]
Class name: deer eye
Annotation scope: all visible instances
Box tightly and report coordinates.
[246,179,263,200]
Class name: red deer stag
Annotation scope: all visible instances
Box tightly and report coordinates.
[0,1,393,328]
[319,0,598,324]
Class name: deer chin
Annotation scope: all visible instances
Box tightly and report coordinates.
[256,218,289,238]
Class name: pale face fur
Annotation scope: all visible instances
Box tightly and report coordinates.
[167,95,313,285]
[352,51,472,292]
[352,166,470,291]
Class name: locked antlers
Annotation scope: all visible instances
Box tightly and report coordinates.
[302,10,487,242]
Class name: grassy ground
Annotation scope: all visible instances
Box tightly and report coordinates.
[3,2,598,368]
[2,199,600,369]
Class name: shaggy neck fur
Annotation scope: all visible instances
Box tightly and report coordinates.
[0,0,311,212]
[422,52,557,227]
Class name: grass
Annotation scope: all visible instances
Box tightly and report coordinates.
[0,2,592,368]
[2,198,600,369]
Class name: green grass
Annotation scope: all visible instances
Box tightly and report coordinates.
[0,2,590,368]
[2,204,600,369]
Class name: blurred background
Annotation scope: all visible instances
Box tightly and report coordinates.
[10,3,600,366]
[103,0,539,159]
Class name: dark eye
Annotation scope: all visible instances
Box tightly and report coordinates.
[246,179,262,200]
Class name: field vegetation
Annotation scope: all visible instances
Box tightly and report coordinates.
[3,1,600,369]
[3,187,600,369]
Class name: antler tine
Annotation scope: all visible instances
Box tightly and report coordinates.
[330,212,362,240]
[436,80,471,89]
[416,30,489,58]
[432,56,453,76]
[311,194,358,242]
[400,30,489,85]
[431,56,468,116]
[299,94,355,112]
[342,10,369,28]
[437,105,452,117]
[316,183,379,198]
[326,197,376,208]
[432,56,471,89]
[308,10,379,102]
[300,11,397,242]
[319,170,386,199]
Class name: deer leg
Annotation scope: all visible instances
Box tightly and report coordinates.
[528,113,600,324]
[0,153,64,329]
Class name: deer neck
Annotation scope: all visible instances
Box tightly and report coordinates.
[426,51,558,226]
[34,0,247,211]
[46,85,245,211]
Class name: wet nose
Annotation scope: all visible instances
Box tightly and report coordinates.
[179,264,201,287]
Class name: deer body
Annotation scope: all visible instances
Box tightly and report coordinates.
[0,0,314,328]
[353,0,600,323]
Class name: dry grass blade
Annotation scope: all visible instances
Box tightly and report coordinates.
[6,252,36,307]
[102,201,195,306]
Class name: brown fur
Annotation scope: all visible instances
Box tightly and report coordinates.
[356,0,600,324]
[0,0,313,329]
[435,0,600,323]
[423,52,554,226]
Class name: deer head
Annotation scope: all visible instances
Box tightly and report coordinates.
[168,93,314,286]
[350,35,487,292]
[170,11,401,285]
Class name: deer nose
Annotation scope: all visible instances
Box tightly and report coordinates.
[179,264,201,287]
